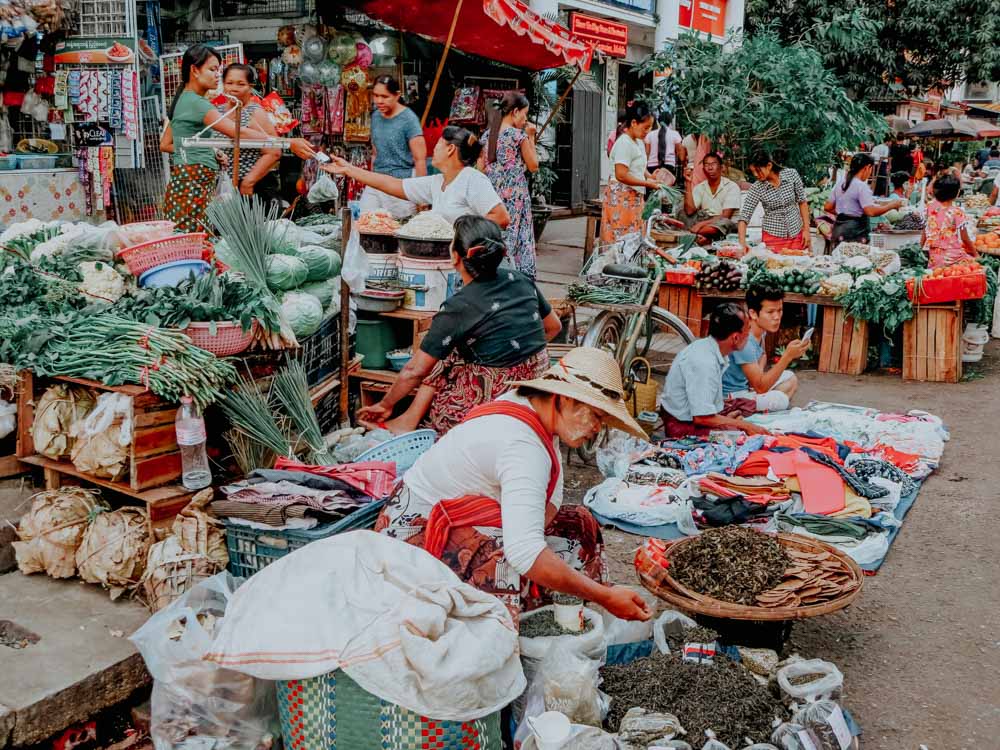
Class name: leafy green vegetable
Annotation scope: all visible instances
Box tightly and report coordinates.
[297,245,341,282]
[896,242,928,270]
[266,254,309,291]
[280,291,324,338]
[296,278,337,309]
[836,273,914,333]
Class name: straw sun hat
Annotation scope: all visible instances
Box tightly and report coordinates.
[514,347,646,439]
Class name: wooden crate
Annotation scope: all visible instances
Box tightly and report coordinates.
[16,372,184,491]
[658,283,705,338]
[818,307,869,375]
[902,302,962,383]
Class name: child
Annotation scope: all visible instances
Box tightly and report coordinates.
[922,173,978,269]
[890,171,911,201]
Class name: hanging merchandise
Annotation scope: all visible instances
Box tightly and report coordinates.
[277,25,296,47]
[327,84,345,135]
[318,60,341,87]
[260,92,298,135]
[342,66,370,142]
[281,44,302,66]
[352,41,373,70]
[449,86,481,124]
[302,35,327,63]
[299,60,320,85]
[327,34,357,65]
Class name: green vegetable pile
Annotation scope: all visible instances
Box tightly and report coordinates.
[836,273,914,333]
[741,258,784,291]
[896,242,928,270]
[968,256,998,327]
[776,268,822,295]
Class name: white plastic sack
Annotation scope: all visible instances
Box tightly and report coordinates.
[0,399,14,440]
[595,431,657,478]
[519,605,606,663]
[341,227,369,294]
[130,572,277,750]
[583,478,698,534]
[308,171,339,204]
[652,609,697,655]
[205,531,523,722]
[216,172,237,200]
[777,659,844,703]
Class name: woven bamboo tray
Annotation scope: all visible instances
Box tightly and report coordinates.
[635,532,864,622]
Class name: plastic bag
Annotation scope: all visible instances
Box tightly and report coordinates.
[217,172,237,200]
[307,170,339,204]
[596,431,657,478]
[130,572,278,750]
[521,725,619,750]
[0,398,14,440]
[703,730,733,750]
[791,700,853,750]
[771,721,809,750]
[777,659,844,702]
[69,392,132,480]
[617,707,685,747]
[341,227,369,294]
[652,609,697,655]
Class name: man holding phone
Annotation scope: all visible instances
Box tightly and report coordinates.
[722,284,811,412]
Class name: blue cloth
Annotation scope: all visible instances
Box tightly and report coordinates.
[722,331,765,395]
[371,107,423,179]
[660,435,766,476]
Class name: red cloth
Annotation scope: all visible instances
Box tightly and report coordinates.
[768,434,842,461]
[272,458,397,499]
[762,228,809,254]
[422,401,560,559]
[737,449,846,515]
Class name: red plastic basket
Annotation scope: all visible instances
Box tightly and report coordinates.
[182,320,257,356]
[906,270,987,305]
[116,233,207,276]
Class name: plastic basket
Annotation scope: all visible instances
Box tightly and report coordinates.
[116,220,176,247]
[116,233,207,276]
[182,320,257,356]
[224,500,386,578]
[905,271,987,304]
[354,429,436,473]
[313,379,341,433]
[292,314,341,387]
[277,669,502,750]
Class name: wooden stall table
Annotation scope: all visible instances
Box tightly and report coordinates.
[657,284,870,376]
[902,301,963,383]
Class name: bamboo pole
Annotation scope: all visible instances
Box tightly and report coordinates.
[537,66,582,138]
[339,205,352,426]
[421,0,464,127]
[232,101,242,188]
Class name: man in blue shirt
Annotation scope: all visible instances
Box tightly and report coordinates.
[659,302,771,438]
[722,283,810,411]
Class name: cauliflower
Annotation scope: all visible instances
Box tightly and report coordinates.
[78,261,126,303]
[0,218,47,245]
[30,223,90,262]
[842,256,874,271]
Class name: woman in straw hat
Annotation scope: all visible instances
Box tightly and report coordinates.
[376,347,653,624]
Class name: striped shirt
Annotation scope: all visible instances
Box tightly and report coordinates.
[739,168,807,239]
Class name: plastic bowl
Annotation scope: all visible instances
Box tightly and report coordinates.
[138,259,210,288]
[386,350,412,371]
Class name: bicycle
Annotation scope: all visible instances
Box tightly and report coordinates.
[565,214,697,460]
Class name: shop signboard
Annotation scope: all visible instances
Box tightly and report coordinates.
[678,0,728,38]
[73,123,111,147]
[570,13,628,58]
[54,37,136,65]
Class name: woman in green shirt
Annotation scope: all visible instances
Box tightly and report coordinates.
[159,44,315,233]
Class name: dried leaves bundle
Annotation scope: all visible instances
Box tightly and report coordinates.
[76,506,151,599]
[32,384,95,459]
[13,487,107,578]
[670,527,789,605]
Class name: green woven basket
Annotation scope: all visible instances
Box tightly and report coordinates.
[277,669,503,749]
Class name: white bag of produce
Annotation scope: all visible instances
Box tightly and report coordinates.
[791,700,854,750]
[32,384,96,459]
[0,398,14,440]
[652,609,698,655]
[341,227,369,294]
[130,572,278,750]
[776,659,844,702]
[307,170,339,204]
[204,531,524,722]
[69,392,132,481]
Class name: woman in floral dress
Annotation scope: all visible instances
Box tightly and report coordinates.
[482,93,539,278]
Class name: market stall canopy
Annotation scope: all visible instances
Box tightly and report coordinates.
[963,118,1000,138]
[906,118,980,140]
[337,0,595,71]
[884,115,912,135]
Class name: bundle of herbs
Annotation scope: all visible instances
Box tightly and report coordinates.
[669,526,789,606]
[600,651,788,744]
[207,196,297,348]
[836,273,914,333]
[272,359,335,464]
[111,269,279,334]
[218,372,296,463]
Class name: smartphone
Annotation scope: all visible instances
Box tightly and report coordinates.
[802,327,815,342]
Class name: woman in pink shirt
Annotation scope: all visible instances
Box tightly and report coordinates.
[922,173,978,268]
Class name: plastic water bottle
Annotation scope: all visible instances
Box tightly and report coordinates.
[176,396,211,490]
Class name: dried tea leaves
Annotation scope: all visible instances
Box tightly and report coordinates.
[670,527,790,605]
[664,625,720,653]
[519,609,595,638]
[600,651,788,746]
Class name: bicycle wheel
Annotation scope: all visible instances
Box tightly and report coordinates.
[640,306,696,391]
[581,310,626,355]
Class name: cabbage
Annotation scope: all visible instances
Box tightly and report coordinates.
[280,291,324,338]
[885,209,904,224]
[266,254,308,291]
[297,278,337,308]
[298,245,341,281]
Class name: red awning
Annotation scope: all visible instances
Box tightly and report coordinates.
[341,0,595,71]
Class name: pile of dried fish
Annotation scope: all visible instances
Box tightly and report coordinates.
[664,625,720,653]
[519,609,595,638]
[600,652,788,745]
[755,546,859,608]
[670,527,789,606]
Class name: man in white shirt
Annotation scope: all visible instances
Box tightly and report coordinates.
[681,153,741,243]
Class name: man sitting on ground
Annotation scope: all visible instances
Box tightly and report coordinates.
[722,284,810,412]
[681,152,742,244]
[659,302,771,438]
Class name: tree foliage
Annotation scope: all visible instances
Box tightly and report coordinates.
[637,30,888,183]
[744,0,1000,99]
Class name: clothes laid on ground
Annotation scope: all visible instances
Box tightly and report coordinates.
[483,127,536,278]
[583,477,698,533]
[271,458,396,499]
[401,167,502,224]
[660,434,766,476]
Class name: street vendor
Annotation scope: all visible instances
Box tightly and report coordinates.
[722,284,810,412]
[159,44,316,233]
[737,151,812,254]
[658,303,771,438]
[375,346,652,624]
[357,215,561,435]
[322,126,510,228]
[602,101,672,243]
[823,153,904,244]
[923,173,978,268]
[680,152,741,244]
[358,75,428,220]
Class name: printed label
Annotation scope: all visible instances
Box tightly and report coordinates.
[176,424,206,445]
[826,705,853,749]
[682,642,717,665]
